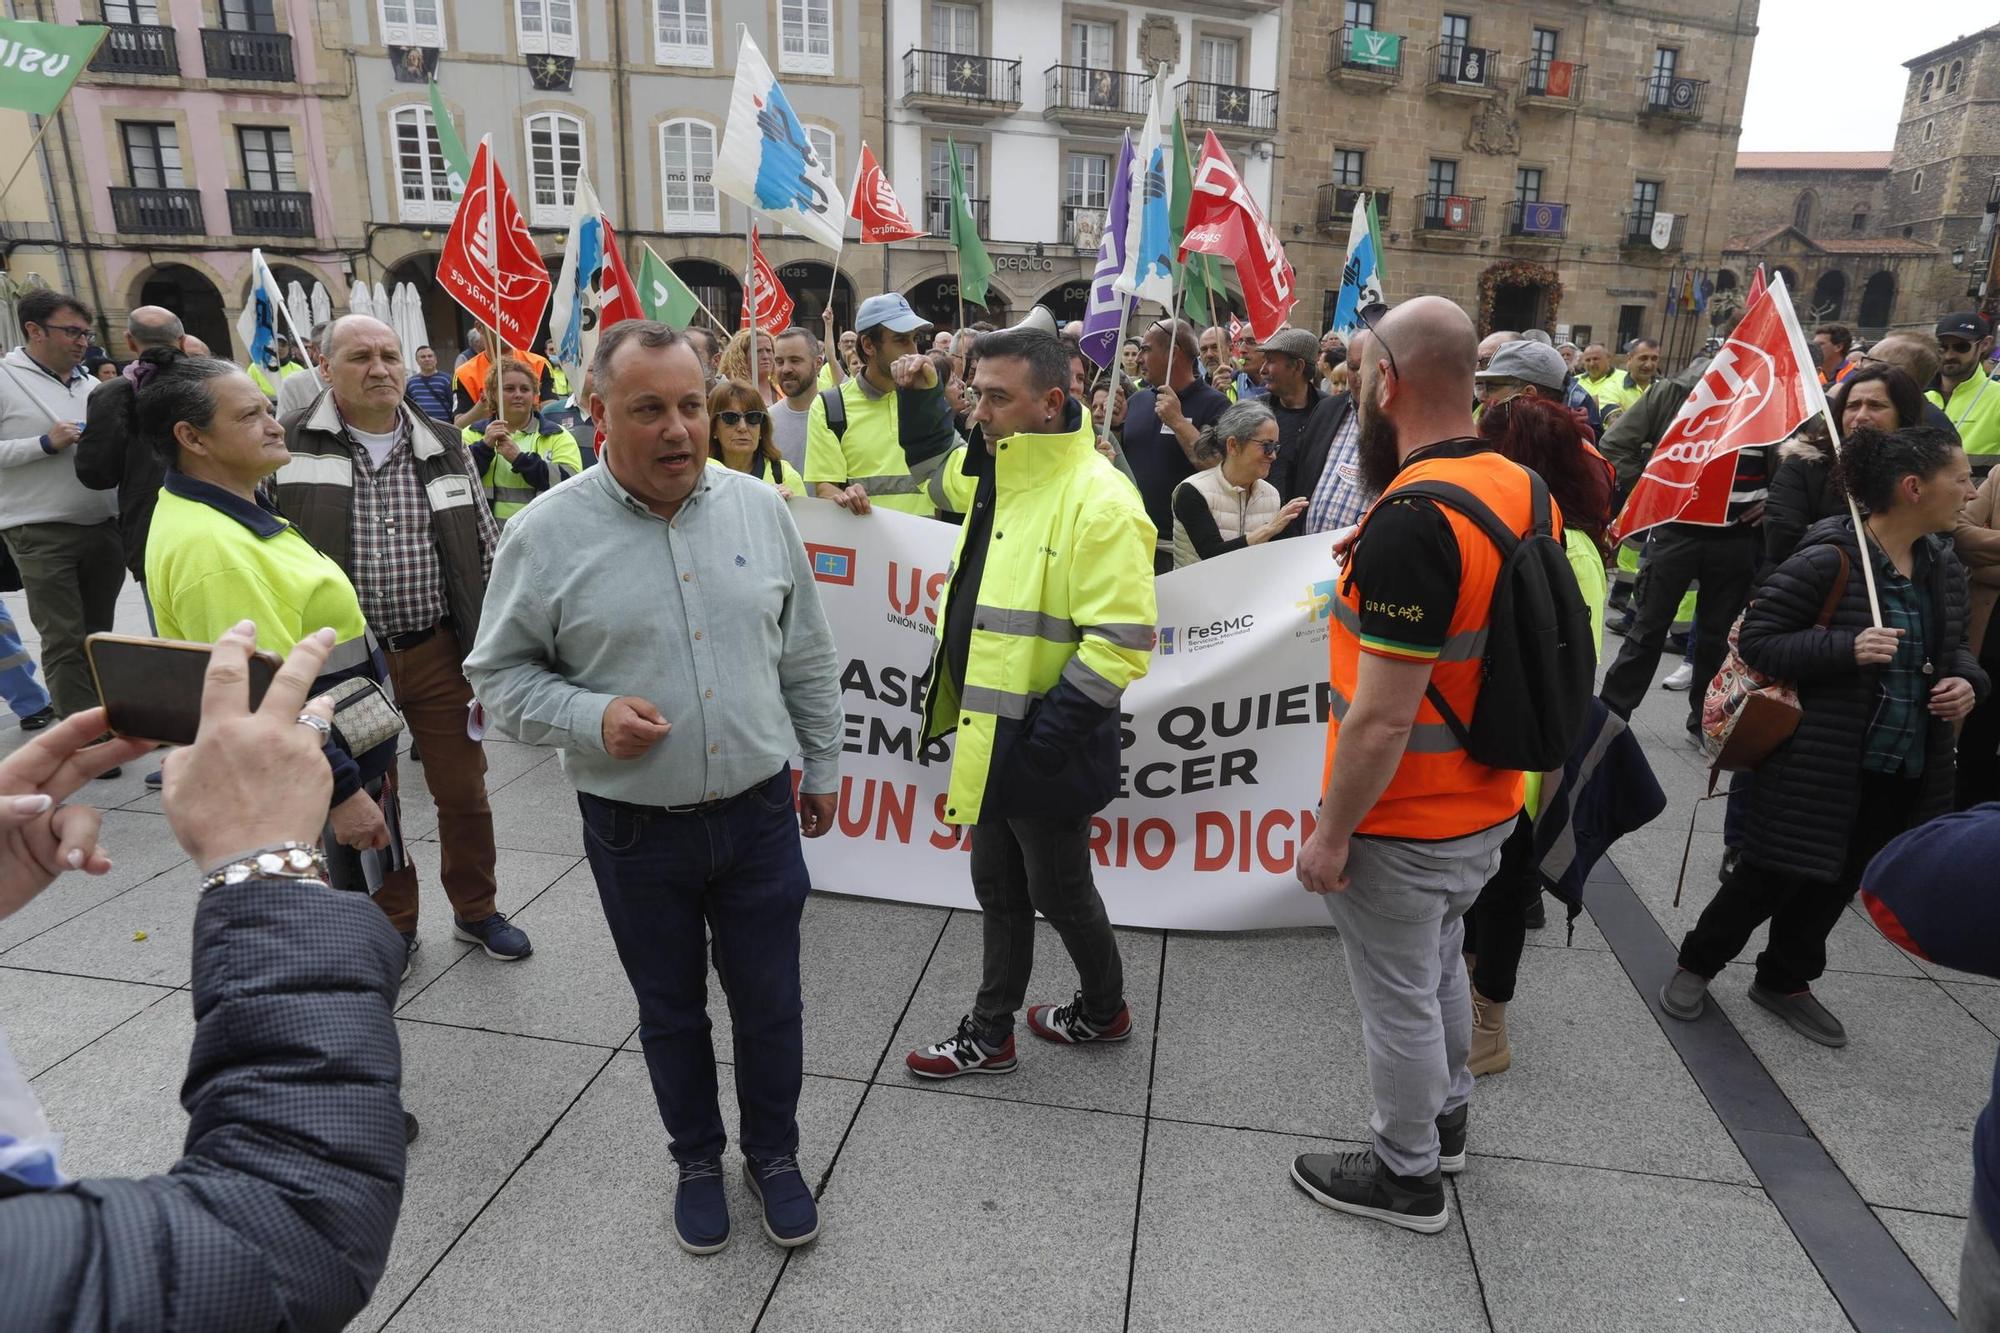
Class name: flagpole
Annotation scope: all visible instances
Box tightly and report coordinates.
[955,246,966,333]
[485,136,501,350]
[643,242,730,336]
[747,217,760,390]
[1821,407,1884,627]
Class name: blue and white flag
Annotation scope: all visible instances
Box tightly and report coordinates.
[1080,131,1137,371]
[1331,192,1384,334]
[1114,74,1175,307]
[711,29,846,252]
[233,247,289,367]
[549,171,614,390]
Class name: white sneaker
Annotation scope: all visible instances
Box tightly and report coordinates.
[1662,662,1695,691]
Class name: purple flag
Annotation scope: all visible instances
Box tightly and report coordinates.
[1079,130,1137,370]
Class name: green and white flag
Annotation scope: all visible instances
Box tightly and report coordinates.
[1345,28,1400,69]
[0,18,104,116]
[637,246,700,330]
[1171,107,1224,324]
[948,139,993,308]
[426,76,471,195]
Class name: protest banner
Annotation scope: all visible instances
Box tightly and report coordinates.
[792,502,1342,931]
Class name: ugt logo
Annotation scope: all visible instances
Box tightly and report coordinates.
[888,562,949,625]
[1297,579,1338,623]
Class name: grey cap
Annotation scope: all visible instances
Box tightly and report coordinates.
[1475,340,1570,392]
[1256,327,1321,363]
[1518,328,1554,346]
[855,292,930,334]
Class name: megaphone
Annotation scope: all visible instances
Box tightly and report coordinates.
[1007,305,1058,337]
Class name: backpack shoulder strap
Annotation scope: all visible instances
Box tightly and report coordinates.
[1388,479,1527,556]
[1815,547,1851,628]
[819,385,847,440]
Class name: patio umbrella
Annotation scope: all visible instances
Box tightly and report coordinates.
[396,282,429,371]
[285,281,309,341]
[348,279,373,320]
[310,282,332,329]
[372,282,391,330]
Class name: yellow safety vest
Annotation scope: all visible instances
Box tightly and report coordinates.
[461,421,583,522]
[1930,367,2000,458]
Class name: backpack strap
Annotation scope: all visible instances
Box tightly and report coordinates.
[1816,548,1851,628]
[819,385,847,441]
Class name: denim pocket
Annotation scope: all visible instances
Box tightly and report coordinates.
[580,798,644,853]
[749,769,797,814]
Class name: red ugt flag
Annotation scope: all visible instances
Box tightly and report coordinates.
[1180,131,1296,341]
[1613,273,1826,540]
[741,227,795,330]
[436,138,552,349]
[849,142,925,244]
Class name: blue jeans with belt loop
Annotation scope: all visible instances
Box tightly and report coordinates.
[0,598,49,720]
[578,768,810,1166]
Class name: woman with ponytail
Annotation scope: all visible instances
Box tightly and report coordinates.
[1660,424,1985,1047]
[1168,398,1306,567]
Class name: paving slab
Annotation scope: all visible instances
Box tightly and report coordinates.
[880,912,1162,1115]
[478,757,585,856]
[381,1054,863,1333]
[1877,1206,1967,1316]
[757,1084,1143,1333]
[393,841,582,999]
[1128,1118,1486,1333]
[395,741,557,844]
[1946,982,2000,1040]
[0,966,175,1077]
[1457,1156,1851,1333]
[29,995,196,1178]
[0,810,189,954]
[2,844,209,987]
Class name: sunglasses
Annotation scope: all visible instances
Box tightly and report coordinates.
[1357,301,1399,382]
[1941,339,1976,354]
[717,410,766,427]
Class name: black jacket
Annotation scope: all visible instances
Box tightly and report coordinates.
[1272,391,1355,512]
[74,373,162,580]
[1761,432,1839,580]
[1739,516,1987,883]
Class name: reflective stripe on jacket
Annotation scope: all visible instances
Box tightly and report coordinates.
[462,421,583,521]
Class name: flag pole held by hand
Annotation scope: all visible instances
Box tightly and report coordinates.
[1822,406,1883,627]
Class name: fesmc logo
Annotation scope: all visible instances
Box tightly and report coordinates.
[1154,613,1255,656]
[887,561,948,632]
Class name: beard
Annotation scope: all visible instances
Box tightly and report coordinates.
[1357,401,1402,496]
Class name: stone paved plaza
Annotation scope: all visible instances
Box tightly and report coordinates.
[0,582,1985,1332]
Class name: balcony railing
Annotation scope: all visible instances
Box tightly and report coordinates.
[1044,65,1150,120]
[1178,80,1277,135]
[1625,212,1686,249]
[89,23,179,76]
[903,49,1021,109]
[109,186,204,236]
[200,28,296,81]
[1314,184,1391,232]
[1329,24,1403,78]
[227,188,315,237]
[1061,203,1106,251]
[1428,40,1497,90]
[925,194,990,240]
[1416,193,1483,233]
[1507,199,1568,238]
[1641,74,1706,118]
[1518,57,1584,105]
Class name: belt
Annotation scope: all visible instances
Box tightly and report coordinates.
[383,621,446,653]
[586,770,787,818]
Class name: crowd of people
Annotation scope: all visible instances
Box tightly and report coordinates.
[3,273,2000,1328]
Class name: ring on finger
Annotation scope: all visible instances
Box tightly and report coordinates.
[296,712,333,740]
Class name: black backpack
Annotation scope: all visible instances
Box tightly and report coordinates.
[1370,472,1594,772]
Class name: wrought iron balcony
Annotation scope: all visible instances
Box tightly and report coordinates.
[90,23,179,76]
[1641,74,1706,119]
[1327,25,1403,81]
[1625,212,1686,249]
[1416,193,1483,234]
[1178,80,1277,137]
[227,189,315,237]
[200,28,295,82]
[1427,41,1497,94]
[926,194,990,240]
[1507,199,1568,238]
[1518,57,1584,106]
[903,49,1021,115]
[1314,184,1391,233]
[1061,203,1106,251]
[1043,65,1150,125]
[109,186,204,236]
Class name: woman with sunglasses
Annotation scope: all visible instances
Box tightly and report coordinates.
[1167,399,1306,568]
[709,380,803,498]
[461,358,583,526]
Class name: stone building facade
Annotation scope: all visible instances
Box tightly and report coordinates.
[1274,0,1756,360]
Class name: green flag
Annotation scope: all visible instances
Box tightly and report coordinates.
[948,139,993,309]
[0,18,104,116]
[1171,107,1224,325]
[637,246,700,330]
[1365,193,1388,290]
[1345,27,1400,69]
[427,76,471,195]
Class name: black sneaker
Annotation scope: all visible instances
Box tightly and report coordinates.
[400,931,419,983]
[1523,894,1546,930]
[404,1111,420,1144]
[17,705,53,731]
[1291,1149,1448,1234]
[1436,1105,1468,1176]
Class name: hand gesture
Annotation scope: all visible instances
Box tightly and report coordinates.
[1210,365,1234,393]
[0,709,153,921]
[45,421,81,451]
[1854,626,1903,667]
[832,483,873,515]
[891,353,938,391]
[484,421,520,462]
[329,790,390,851]
[1930,675,1977,721]
[820,305,836,334]
[1154,383,1184,429]
[1253,497,1310,545]
[602,696,671,759]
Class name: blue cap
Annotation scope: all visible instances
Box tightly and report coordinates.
[855,292,929,334]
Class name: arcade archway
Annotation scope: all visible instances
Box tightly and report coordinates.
[672,258,741,330]
[907,274,1007,330]
[135,263,229,358]
[383,254,463,362]
[775,259,854,331]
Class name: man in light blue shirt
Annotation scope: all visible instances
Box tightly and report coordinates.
[465,320,840,1259]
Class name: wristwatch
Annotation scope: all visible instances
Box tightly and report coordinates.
[199,841,330,893]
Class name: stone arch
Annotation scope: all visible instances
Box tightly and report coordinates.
[902,267,1012,328]
[671,257,741,329]
[773,258,854,331]
[383,252,463,364]
[130,261,230,359]
[1811,270,1847,320]
[1858,271,1897,330]
[1476,259,1562,336]
[1715,268,1739,293]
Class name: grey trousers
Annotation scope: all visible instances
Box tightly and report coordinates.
[1963,1192,2000,1329]
[1324,822,1511,1177]
[1,519,124,719]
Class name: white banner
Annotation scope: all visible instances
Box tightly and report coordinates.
[793,502,1343,931]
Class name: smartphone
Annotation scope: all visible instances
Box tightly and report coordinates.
[85,634,282,746]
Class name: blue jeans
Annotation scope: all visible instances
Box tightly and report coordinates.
[578,768,809,1165]
[0,599,49,720]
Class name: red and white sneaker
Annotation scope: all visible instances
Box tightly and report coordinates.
[1026,991,1133,1045]
[906,1015,1018,1079]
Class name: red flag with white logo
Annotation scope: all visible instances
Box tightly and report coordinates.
[741,227,795,330]
[848,142,925,244]
[1612,274,1825,540]
[1179,131,1296,341]
[436,136,552,349]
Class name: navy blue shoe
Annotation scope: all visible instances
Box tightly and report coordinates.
[452,912,532,960]
[744,1154,820,1247]
[674,1157,729,1255]
[144,769,163,791]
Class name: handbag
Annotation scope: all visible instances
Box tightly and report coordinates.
[318,676,405,756]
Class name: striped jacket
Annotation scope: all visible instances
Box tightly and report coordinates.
[275,394,497,646]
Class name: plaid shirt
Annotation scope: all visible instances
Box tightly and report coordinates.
[1306,408,1372,534]
[1861,542,1930,778]
[346,420,450,636]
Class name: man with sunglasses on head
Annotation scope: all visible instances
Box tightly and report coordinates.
[0,290,123,734]
[1931,313,1999,473]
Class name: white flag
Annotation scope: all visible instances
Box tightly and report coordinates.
[1650,211,1677,251]
[1113,72,1175,307]
[711,30,847,252]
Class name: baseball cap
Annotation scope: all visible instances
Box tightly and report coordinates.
[1936,311,1992,341]
[1256,327,1320,363]
[1518,328,1554,346]
[855,292,930,335]
[1476,340,1569,392]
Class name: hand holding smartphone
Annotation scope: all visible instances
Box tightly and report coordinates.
[86,634,283,747]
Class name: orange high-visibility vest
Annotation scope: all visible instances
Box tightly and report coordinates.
[455,348,549,403]
[1325,448,1537,840]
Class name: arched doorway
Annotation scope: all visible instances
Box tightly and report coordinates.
[907,274,1006,330]
[1037,278,1094,325]
[384,254,463,363]
[137,263,228,357]
[672,258,741,330]
[1811,271,1847,321]
[774,259,853,332]
[1477,260,1561,336]
[1859,271,1897,330]
[1715,268,1739,294]
[1772,265,1799,292]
